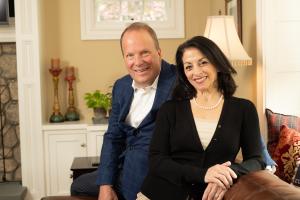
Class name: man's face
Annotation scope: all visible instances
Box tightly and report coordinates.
[121,30,161,88]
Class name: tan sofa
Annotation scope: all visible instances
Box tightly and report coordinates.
[42,170,300,200]
[224,170,300,200]
[41,196,97,200]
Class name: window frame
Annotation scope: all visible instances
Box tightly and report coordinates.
[80,0,185,40]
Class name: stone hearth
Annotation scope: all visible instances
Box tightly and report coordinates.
[0,43,21,182]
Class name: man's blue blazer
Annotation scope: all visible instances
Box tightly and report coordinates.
[96,60,176,200]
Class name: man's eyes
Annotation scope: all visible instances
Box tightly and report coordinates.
[126,51,150,59]
[126,54,134,58]
[141,51,150,57]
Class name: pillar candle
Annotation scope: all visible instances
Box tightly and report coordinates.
[66,66,75,77]
[51,58,60,69]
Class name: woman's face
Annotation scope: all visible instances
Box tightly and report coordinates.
[182,47,218,94]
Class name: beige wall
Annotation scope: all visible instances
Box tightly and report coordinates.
[40,0,256,123]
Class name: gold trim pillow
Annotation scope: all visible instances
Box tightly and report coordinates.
[273,125,300,183]
[265,109,300,157]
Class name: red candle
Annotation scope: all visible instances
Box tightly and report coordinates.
[66,66,75,77]
[51,58,60,69]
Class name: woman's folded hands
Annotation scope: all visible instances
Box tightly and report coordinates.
[202,161,237,200]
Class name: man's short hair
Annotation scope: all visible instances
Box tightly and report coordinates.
[120,22,160,54]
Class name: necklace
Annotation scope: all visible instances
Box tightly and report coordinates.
[193,95,223,110]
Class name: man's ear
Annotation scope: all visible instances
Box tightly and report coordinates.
[157,48,162,57]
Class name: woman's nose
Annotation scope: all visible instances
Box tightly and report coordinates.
[194,64,203,73]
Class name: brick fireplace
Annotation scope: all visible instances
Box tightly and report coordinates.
[0,42,21,182]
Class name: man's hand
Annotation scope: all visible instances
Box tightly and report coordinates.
[202,182,227,200]
[204,161,237,189]
[98,185,118,200]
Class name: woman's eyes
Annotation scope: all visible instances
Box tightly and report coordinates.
[184,60,209,70]
[199,60,209,66]
[185,65,192,70]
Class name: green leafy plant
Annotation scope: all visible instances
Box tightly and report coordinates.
[84,90,112,112]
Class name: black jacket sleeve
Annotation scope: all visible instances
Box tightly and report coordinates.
[230,100,266,176]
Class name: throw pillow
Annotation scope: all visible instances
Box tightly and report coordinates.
[265,109,300,156]
[273,125,300,183]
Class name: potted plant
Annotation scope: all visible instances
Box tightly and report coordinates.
[84,90,112,124]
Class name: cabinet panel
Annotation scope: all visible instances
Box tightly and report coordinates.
[95,134,103,157]
[45,131,87,195]
[87,125,107,157]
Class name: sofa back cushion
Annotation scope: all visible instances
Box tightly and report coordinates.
[265,109,300,156]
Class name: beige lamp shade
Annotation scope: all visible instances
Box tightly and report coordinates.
[203,15,252,67]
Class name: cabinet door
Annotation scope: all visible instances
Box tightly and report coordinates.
[45,132,87,195]
[86,125,107,157]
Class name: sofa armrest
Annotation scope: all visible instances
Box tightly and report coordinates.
[224,170,300,200]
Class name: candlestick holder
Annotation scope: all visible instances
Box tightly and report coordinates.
[49,59,64,123]
[64,67,80,121]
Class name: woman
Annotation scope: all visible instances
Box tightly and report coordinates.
[138,36,265,200]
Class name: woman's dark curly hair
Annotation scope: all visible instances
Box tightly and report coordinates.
[173,36,237,100]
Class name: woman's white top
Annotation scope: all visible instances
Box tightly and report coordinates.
[194,117,218,150]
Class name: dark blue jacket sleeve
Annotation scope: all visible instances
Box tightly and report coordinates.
[96,82,126,185]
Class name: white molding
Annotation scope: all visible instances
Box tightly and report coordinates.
[256,0,267,138]
[80,0,185,40]
[15,0,45,199]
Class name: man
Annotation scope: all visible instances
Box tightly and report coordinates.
[71,22,176,200]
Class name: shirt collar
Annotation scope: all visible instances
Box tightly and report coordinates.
[132,74,160,91]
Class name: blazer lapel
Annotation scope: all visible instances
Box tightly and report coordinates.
[119,80,134,122]
[139,61,176,127]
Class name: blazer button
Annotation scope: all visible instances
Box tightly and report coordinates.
[218,124,221,128]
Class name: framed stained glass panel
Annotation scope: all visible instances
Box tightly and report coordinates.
[80,0,184,40]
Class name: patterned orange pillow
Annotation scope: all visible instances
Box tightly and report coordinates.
[265,109,300,156]
[273,125,300,183]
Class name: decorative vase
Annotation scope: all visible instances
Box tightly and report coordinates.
[92,107,108,124]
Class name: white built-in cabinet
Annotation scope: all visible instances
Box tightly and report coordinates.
[43,123,107,196]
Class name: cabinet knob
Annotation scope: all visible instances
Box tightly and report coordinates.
[80,143,86,147]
